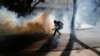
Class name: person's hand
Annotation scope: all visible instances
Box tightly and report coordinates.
[52,29,54,30]
[52,28,55,30]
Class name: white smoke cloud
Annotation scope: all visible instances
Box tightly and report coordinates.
[2,0,99,35]
[0,7,18,27]
[0,7,54,35]
[75,0,100,29]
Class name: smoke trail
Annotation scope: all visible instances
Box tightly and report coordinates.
[0,7,53,35]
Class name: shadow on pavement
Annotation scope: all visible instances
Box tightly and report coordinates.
[26,34,61,56]
[61,16,100,56]
[60,15,100,56]
[60,33,100,56]
[61,0,100,55]
[0,33,51,55]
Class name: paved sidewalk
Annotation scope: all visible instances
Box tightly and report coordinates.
[44,48,100,56]
[23,28,100,56]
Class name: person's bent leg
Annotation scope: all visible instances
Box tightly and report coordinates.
[53,29,57,36]
[57,29,61,35]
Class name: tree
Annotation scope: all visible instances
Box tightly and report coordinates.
[0,0,45,17]
[93,0,100,12]
[29,0,45,13]
[71,0,77,31]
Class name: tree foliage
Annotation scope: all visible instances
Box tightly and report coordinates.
[0,0,45,16]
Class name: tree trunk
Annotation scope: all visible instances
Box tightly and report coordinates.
[29,0,41,13]
[71,0,77,32]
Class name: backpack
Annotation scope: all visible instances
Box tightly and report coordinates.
[58,21,63,29]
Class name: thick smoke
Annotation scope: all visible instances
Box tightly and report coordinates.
[46,0,73,33]
[52,8,73,33]
[0,0,74,35]
[0,0,99,35]
[0,7,53,35]
[75,0,100,29]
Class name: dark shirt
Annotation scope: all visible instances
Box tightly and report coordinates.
[55,21,63,29]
